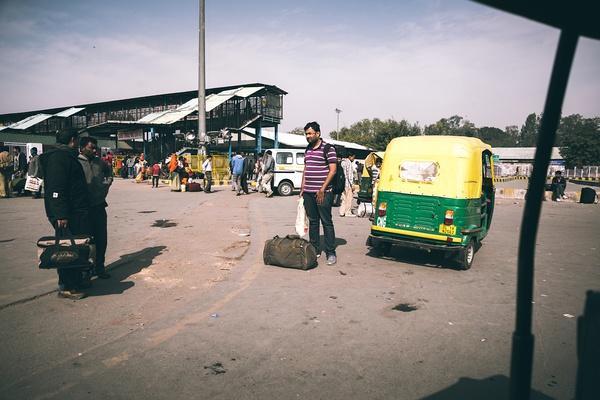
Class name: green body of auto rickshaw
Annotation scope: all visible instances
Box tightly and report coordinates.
[367,136,495,269]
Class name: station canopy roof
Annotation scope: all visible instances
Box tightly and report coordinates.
[137,86,264,125]
[0,107,85,131]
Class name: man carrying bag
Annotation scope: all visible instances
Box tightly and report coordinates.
[40,129,92,300]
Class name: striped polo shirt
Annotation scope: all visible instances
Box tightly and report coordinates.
[303,141,337,193]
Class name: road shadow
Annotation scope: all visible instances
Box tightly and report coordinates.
[319,236,348,250]
[366,245,462,270]
[420,375,555,400]
[86,246,166,297]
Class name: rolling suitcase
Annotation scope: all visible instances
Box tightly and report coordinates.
[263,234,318,270]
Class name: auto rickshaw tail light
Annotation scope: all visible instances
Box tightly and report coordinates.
[444,210,454,225]
[378,202,387,217]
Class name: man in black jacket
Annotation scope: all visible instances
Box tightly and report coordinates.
[41,129,91,300]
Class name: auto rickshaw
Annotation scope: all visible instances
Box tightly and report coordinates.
[357,151,385,204]
[367,136,495,270]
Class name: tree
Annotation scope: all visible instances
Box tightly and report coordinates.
[337,118,421,150]
[289,127,305,136]
[478,126,517,147]
[559,117,600,167]
[424,115,477,137]
[519,113,540,146]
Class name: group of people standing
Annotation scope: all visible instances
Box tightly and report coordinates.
[0,145,35,198]
[230,150,274,197]
[41,130,113,300]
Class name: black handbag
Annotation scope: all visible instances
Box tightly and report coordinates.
[37,229,96,270]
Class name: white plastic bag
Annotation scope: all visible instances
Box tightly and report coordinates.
[25,175,42,192]
[295,198,309,237]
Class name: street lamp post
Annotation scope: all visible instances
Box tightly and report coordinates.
[334,108,342,140]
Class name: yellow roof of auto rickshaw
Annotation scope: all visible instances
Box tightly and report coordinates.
[379,135,493,199]
[385,136,492,156]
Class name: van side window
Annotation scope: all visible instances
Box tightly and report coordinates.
[276,152,293,165]
[296,153,304,165]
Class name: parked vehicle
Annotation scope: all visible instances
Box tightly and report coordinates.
[267,148,305,196]
[367,136,495,269]
[357,151,384,205]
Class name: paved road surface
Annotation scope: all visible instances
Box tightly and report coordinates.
[0,179,598,399]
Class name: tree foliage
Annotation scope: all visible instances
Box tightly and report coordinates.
[519,113,540,146]
[307,112,598,155]
[289,127,305,136]
[337,118,421,150]
[559,116,600,167]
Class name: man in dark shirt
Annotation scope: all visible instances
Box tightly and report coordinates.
[78,137,113,279]
[41,129,91,300]
[300,121,338,265]
[551,170,567,201]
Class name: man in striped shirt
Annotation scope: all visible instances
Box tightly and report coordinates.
[300,121,338,265]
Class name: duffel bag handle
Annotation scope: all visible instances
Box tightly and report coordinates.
[54,226,77,248]
[285,234,301,240]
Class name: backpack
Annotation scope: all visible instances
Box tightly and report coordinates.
[305,142,345,195]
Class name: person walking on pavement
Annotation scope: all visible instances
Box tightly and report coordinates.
[230,152,244,195]
[339,151,356,217]
[27,147,43,199]
[151,161,161,188]
[0,146,13,198]
[40,129,91,300]
[13,146,28,175]
[202,155,213,193]
[300,121,338,265]
[78,137,113,280]
[241,153,252,194]
[262,150,275,197]
[253,153,264,192]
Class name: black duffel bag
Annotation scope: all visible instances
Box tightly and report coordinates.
[263,234,318,270]
[37,229,96,270]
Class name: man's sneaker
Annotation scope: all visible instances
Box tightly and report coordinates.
[326,254,337,265]
[556,198,561,202]
[58,290,87,300]
[316,253,322,259]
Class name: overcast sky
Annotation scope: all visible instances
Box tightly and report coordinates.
[1,0,599,135]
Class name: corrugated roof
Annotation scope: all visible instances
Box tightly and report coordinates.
[54,107,85,117]
[135,86,265,125]
[246,129,372,151]
[9,113,53,130]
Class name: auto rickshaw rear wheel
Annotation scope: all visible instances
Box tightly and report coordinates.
[457,239,475,270]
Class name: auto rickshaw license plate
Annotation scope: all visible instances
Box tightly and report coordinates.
[439,224,456,235]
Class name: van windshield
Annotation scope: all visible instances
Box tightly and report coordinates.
[399,161,439,183]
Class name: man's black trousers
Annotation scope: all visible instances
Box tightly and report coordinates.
[302,191,336,257]
[89,205,108,274]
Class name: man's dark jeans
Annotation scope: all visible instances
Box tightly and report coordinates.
[303,191,336,257]
[152,175,159,187]
[52,212,90,291]
[89,205,108,274]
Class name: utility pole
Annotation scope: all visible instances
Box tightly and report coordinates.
[334,108,342,140]
[198,0,207,155]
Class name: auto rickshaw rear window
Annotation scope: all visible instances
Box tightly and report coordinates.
[399,161,439,183]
